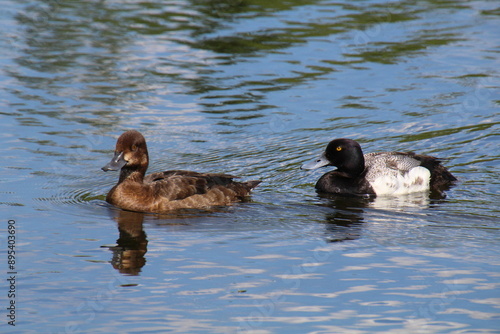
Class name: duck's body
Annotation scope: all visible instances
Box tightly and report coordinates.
[302,138,456,197]
[102,130,260,213]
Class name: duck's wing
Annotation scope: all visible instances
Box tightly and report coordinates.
[364,152,422,177]
[144,170,251,201]
[144,170,238,183]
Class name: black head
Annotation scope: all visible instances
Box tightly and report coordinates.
[326,138,363,166]
[302,138,365,177]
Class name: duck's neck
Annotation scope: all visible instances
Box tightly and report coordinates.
[118,165,147,183]
[118,149,149,183]
[338,152,365,178]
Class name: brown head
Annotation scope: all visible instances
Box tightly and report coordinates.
[102,130,149,181]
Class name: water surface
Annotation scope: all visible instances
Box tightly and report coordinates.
[1,0,499,333]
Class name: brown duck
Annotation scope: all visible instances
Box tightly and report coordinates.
[102,130,260,213]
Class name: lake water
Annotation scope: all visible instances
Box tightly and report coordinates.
[1,0,499,333]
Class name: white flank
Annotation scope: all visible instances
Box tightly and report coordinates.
[369,166,431,195]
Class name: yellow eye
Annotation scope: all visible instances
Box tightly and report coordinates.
[131,144,137,151]
[336,146,342,151]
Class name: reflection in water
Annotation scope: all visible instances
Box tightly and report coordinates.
[106,206,231,275]
[370,191,430,210]
[108,209,148,275]
[317,195,370,243]
[316,190,454,243]
[10,0,467,125]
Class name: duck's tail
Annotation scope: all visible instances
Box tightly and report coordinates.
[413,154,457,197]
[244,180,262,191]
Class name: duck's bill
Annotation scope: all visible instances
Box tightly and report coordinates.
[102,151,127,171]
[301,152,330,170]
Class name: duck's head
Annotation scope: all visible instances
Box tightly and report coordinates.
[301,138,365,176]
[102,130,149,172]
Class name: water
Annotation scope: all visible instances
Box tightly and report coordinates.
[1,0,499,333]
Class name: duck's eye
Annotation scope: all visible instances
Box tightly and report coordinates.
[131,144,137,151]
[336,146,342,151]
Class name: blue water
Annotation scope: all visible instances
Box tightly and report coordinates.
[1,1,499,333]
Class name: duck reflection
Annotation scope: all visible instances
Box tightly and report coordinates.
[106,207,222,275]
[108,209,148,276]
[316,194,372,243]
[316,189,451,242]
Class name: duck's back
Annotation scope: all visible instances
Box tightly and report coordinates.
[143,170,260,211]
[145,170,259,199]
[364,152,421,173]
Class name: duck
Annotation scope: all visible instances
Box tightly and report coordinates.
[102,130,260,213]
[301,138,456,197]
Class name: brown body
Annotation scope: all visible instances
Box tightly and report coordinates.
[102,130,260,213]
